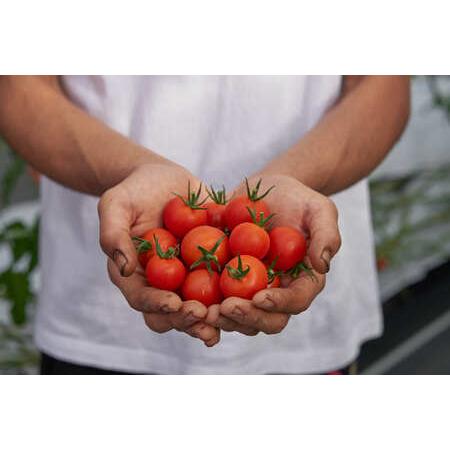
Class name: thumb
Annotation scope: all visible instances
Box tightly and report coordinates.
[306,198,341,274]
[97,188,138,277]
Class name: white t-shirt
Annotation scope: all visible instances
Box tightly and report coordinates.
[35,76,382,374]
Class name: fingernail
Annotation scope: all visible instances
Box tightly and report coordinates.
[113,249,128,276]
[232,307,245,318]
[320,248,331,272]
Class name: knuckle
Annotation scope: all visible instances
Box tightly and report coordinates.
[330,231,342,253]
[325,197,339,217]
[98,189,114,213]
[99,229,117,253]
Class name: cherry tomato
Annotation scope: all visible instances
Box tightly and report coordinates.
[135,228,177,268]
[163,183,208,238]
[181,270,222,306]
[224,178,274,230]
[266,262,281,288]
[206,202,227,229]
[220,255,268,300]
[181,225,230,272]
[267,226,307,271]
[205,185,228,230]
[145,256,186,291]
[229,222,270,259]
[225,197,271,231]
[268,275,281,288]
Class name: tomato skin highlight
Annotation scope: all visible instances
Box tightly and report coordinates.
[229,222,270,259]
[224,196,271,230]
[181,270,222,306]
[163,197,208,238]
[220,255,268,300]
[138,228,178,268]
[181,225,230,272]
[205,202,227,230]
[267,226,307,271]
[145,255,186,291]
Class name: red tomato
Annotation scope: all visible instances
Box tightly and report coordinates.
[224,196,271,230]
[145,256,186,291]
[266,262,281,288]
[268,275,281,288]
[224,178,274,230]
[220,255,268,300]
[267,226,307,271]
[136,228,177,268]
[205,202,227,229]
[181,270,222,306]
[162,183,208,238]
[163,197,208,238]
[181,225,230,272]
[229,222,270,259]
[205,185,228,230]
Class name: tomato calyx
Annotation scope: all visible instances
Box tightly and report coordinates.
[132,236,152,254]
[246,207,275,228]
[206,185,228,205]
[245,177,275,202]
[190,235,226,273]
[225,254,250,280]
[288,261,317,281]
[173,181,207,210]
[267,258,283,284]
[154,236,179,259]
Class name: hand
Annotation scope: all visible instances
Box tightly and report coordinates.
[206,174,341,335]
[98,163,220,347]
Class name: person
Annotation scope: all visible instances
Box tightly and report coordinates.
[0,76,410,374]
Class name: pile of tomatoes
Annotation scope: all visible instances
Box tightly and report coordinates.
[133,179,308,306]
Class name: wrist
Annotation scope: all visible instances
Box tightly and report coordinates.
[111,146,183,188]
[257,165,324,193]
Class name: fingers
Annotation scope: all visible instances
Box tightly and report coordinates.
[219,298,290,335]
[205,305,259,336]
[177,303,221,346]
[143,311,221,346]
[109,258,220,346]
[108,258,182,313]
[144,301,221,347]
[186,322,221,347]
[98,187,138,277]
[305,197,341,274]
[169,300,208,330]
[143,312,173,333]
[252,269,325,314]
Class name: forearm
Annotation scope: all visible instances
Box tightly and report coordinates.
[260,76,411,195]
[0,76,171,196]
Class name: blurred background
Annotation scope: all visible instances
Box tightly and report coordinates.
[0,76,449,374]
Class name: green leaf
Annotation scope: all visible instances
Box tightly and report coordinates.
[27,218,40,272]
[0,270,33,325]
[0,154,26,208]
